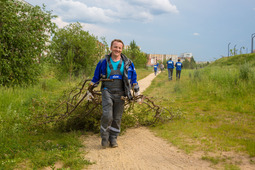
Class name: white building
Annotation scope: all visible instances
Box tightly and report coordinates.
[147,54,178,65]
[179,52,193,58]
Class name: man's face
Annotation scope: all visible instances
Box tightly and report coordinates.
[110,41,123,57]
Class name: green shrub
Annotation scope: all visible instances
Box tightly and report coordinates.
[193,70,202,81]
[239,62,252,81]
[0,0,56,86]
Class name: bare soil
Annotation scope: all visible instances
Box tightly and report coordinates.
[80,73,255,170]
[82,126,216,170]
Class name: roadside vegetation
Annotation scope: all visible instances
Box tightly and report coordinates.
[145,53,255,169]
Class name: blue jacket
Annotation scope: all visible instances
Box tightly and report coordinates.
[167,60,174,69]
[175,62,183,71]
[91,53,139,99]
[153,64,158,71]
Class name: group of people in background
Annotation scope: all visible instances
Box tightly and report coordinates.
[153,62,165,75]
[154,58,183,80]
[167,58,183,80]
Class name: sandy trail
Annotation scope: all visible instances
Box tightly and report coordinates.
[81,72,214,170]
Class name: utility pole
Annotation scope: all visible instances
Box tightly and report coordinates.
[228,42,231,57]
[251,33,255,53]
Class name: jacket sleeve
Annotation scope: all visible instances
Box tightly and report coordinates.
[128,63,139,92]
[91,60,103,84]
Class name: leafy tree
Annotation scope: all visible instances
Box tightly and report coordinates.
[190,56,196,69]
[100,37,110,54]
[182,58,190,69]
[163,57,167,68]
[123,40,147,68]
[50,22,105,77]
[0,0,57,86]
[182,57,196,69]
[134,52,148,68]
[66,48,75,81]
[129,40,139,60]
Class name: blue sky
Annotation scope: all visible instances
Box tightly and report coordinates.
[25,0,255,61]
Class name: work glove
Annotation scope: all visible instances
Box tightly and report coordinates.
[134,91,142,104]
[133,83,139,93]
[86,91,94,101]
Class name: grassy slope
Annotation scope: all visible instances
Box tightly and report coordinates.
[144,54,255,169]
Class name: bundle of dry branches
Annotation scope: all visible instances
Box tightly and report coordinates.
[33,79,173,128]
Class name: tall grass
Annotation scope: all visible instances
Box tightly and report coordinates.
[0,72,91,169]
[143,60,255,168]
[189,63,255,113]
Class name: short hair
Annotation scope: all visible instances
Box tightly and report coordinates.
[178,59,180,61]
[111,39,124,48]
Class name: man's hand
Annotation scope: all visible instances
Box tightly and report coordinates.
[133,83,139,93]
[88,82,95,92]
[86,91,94,101]
[134,91,139,97]
[134,91,142,104]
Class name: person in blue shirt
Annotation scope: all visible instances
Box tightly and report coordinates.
[156,62,159,74]
[175,59,183,80]
[167,58,174,80]
[153,64,158,76]
[88,39,139,149]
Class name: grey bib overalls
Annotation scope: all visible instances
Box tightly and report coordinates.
[100,58,125,143]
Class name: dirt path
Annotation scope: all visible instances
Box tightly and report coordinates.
[81,72,214,170]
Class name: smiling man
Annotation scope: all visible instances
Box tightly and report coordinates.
[88,39,139,149]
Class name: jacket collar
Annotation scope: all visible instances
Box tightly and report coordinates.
[105,53,131,66]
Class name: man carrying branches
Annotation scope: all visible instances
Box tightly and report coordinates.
[88,39,140,149]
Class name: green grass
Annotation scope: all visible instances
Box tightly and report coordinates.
[0,73,93,169]
[143,54,255,168]
[136,67,153,80]
[0,66,152,169]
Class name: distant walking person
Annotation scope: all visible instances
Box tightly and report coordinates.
[167,58,174,80]
[156,62,159,74]
[153,64,158,76]
[175,59,183,80]
[160,63,164,72]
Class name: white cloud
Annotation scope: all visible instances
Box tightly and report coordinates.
[193,33,200,36]
[128,0,179,14]
[50,0,178,23]
[53,0,116,23]
[52,16,115,38]
[80,23,115,38]
[52,17,69,28]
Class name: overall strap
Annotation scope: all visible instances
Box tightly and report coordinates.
[108,57,122,71]
[116,58,122,70]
